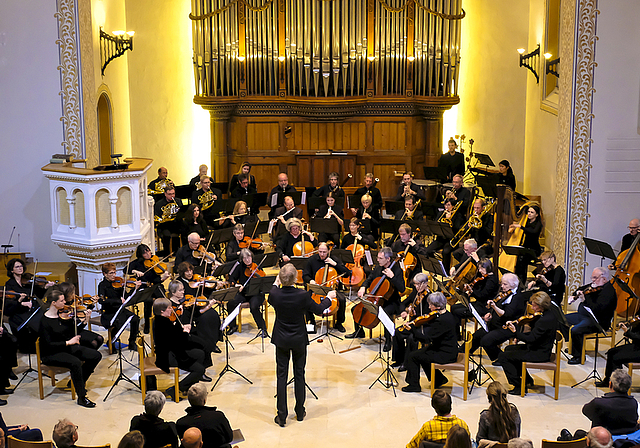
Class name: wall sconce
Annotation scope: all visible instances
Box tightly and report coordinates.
[100,28,134,75]
[517,44,540,83]
[546,56,560,78]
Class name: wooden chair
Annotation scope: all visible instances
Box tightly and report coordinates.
[136,335,180,403]
[577,314,618,364]
[76,445,111,448]
[431,330,472,400]
[35,337,76,400]
[628,362,640,392]
[541,437,588,448]
[237,298,269,333]
[7,437,54,448]
[521,331,563,399]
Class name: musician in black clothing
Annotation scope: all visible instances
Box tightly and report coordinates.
[566,267,618,364]
[392,273,431,371]
[312,172,345,198]
[155,186,183,256]
[130,244,171,333]
[444,175,471,217]
[268,173,296,218]
[226,249,268,337]
[188,164,208,188]
[402,292,459,393]
[315,192,344,245]
[350,173,383,215]
[226,224,262,263]
[450,199,494,263]
[450,239,482,277]
[230,173,258,199]
[596,320,640,387]
[341,218,377,250]
[425,198,464,270]
[276,218,317,263]
[394,195,424,221]
[620,219,640,253]
[451,258,500,323]
[469,273,528,364]
[526,251,566,305]
[228,162,257,194]
[0,325,18,398]
[98,263,141,351]
[302,243,351,332]
[496,160,516,191]
[181,204,209,244]
[438,138,465,183]
[191,177,222,226]
[510,205,543,283]
[174,233,216,275]
[354,194,381,240]
[391,223,427,285]
[395,172,426,202]
[219,200,253,228]
[53,282,104,351]
[148,167,173,202]
[271,196,304,243]
[348,247,405,351]
[39,289,101,408]
[499,291,558,394]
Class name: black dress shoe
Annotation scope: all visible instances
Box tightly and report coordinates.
[0,388,14,395]
[433,376,449,389]
[398,365,407,372]
[201,374,212,382]
[226,326,238,336]
[567,356,581,365]
[334,323,346,333]
[296,411,306,422]
[9,371,18,381]
[274,415,285,427]
[558,429,573,441]
[0,398,6,406]
[383,340,392,352]
[212,345,222,354]
[401,385,422,393]
[345,328,365,339]
[492,359,502,366]
[595,379,610,388]
[391,361,402,368]
[508,386,524,396]
[77,396,96,408]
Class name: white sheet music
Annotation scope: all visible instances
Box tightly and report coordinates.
[378,306,395,337]
[270,194,277,207]
[267,220,275,234]
[469,304,488,332]
[365,250,373,266]
[221,304,242,331]
[301,192,306,205]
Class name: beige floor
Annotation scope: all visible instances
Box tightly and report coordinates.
[2,309,627,448]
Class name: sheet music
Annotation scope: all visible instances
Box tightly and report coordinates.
[267,220,275,234]
[378,306,395,337]
[301,192,306,205]
[270,194,277,207]
[365,250,373,266]
[221,304,242,331]
[469,304,488,332]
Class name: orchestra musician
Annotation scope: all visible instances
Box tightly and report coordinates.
[154,185,183,256]
[391,223,427,284]
[228,162,256,195]
[394,195,424,221]
[438,138,465,183]
[226,249,269,337]
[496,160,516,191]
[39,289,102,408]
[565,267,617,365]
[468,273,528,366]
[450,198,494,263]
[341,218,377,251]
[499,291,558,394]
[268,173,296,218]
[595,319,640,387]
[444,175,471,217]
[189,165,208,189]
[451,258,500,321]
[151,296,211,401]
[348,247,405,352]
[391,273,431,371]
[276,218,317,263]
[130,244,172,333]
[315,192,344,246]
[354,194,381,240]
[191,176,221,226]
[181,204,209,243]
[425,198,464,270]
[97,263,141,351]
[401,292,459,393]
[621,219,640,253]
[148,167,173,201]
[0,322,18,399]
[52,282,104,351]
[450,239,482,277]
[350,173,383,215]
[220,200,254,228]
[395,172,426,202]
[302,242,351,333]
[526,251,566,305]
[230,173,257,199]
[510,204,543,282]
[226,224,264,263]
[271,196,304,243]
[174,233,216,275]
[312,172,345,198]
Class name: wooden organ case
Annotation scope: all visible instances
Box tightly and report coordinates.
[190,0,464,197]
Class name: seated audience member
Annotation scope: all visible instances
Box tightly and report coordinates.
[406,390,470,448]
[507,438,534,448]
[477,382,521,445]
[0,412,43,445]
[118,431,145,448]
[52,419,78,448]
[181,428,203,448]
[176,383,233,448]
[444,425,471,448]
[130,391,178,448]
[559,427,613,447]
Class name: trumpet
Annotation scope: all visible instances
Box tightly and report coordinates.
[438,201,462,225]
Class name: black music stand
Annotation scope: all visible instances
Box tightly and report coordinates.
[474,153,495,167]
[309,218,340,236]
[418,254,448,279]
[572,306,607,388]
[465,303,493,392]
[174,184,195,200]
[210,228,235,256]
[273,191,304,208]
[423,220,455,240]
[241,192,268,215]
[384,201,405,218]
[307,284,342,353]
[359,303,398,396]
[423,167,448,183]
[14,305,44,388]
[211,286,249,390]
[103,315,138,401]
[211,182,229,195]
[307,197,325,215]
[583,237,617,267]
[244,275,277,349]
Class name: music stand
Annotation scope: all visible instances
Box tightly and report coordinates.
[307,284,342,353]
[210,228,235,247]
[465,303,493,392]
[14,305,44,388]
[309,218,340,236]
[242,192,268,215]
[423,167,448,183]
[384,201,405,218]
[212,261,239,279]
[245,276,277,349]
[211,182,229,195]
[307,197,326,215]
[274,191,304,207]
[103,315,138,401]
[583,237,617,267]
[211,286,251,390]
[572,306,607,388]
[473,153,495,167]
[174,184,195,200]
[360,304,398,396]
[418,254,448,279]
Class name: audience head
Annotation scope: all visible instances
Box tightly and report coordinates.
[507,438,534,448]
[587,427,612,448]
[53,419,78,448]
[117,431,144,448]
[187,383,208,407]
[443,425,471,448]
[486,381,518,442]
[144,390,166,417]
[610,369,632,394]
[181,428,203,448]
[431,389,452,416]
[278,263,298,287]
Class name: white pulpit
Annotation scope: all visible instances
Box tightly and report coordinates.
[42,158,155,295]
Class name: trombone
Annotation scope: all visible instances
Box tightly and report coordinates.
[438,201,462,226]
[449,201,495,248]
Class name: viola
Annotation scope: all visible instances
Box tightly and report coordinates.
[193,245,217,264]
[112,276,147,289]
[503,312,542,330]
[169,305,183,322]
[144,255,168,275]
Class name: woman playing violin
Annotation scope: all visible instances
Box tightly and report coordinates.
[130,244,171,333]
[52,282,103,351]
[97,263,141,351]
[315,191,344,246]
[276,218,317,263]
[181,204,209,244]
[39,289,102,408]
[225,224,263,263]
[526,250,566,305]
[402,291,459,393]
[226,249,268,337]
[173,264,223,353]
[391,273,431,371]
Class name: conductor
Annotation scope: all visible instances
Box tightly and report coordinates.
[269,263,332,427]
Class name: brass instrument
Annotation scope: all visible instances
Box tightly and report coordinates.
[154,200,180,223]
[403,198,422,220]
[438,201,462,226]
[148,178,173,196]
[324,206,333,219]
[197,189,216,211]
[449,200,495,248]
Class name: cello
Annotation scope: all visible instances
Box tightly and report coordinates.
[351,255,401,329]
[611,232,640,315]
[311,263,341,316]
[292,225,316,283]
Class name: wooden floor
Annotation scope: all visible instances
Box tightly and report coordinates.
[3,302,631,448]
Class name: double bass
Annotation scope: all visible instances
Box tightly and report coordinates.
[351,256,401,329]
[612,232,640,315]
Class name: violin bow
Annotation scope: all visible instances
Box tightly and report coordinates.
[29,259,38,302]
[160,289,185,329]
[242,256,267,289]
[141,252,174,276]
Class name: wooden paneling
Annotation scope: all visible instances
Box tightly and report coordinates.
[286,121,366,151]
[373,164,406,199]
[252,164,283,193]
[295,155,357,188]
[372,121,407,151]
[247,122,280,151]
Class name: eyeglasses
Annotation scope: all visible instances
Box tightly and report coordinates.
[629,226,639,230]
[107,271,117,275]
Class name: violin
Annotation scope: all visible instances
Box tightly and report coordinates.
[144,255,168,275]
[0,290,21,300]
[464,273,489,294]
[493,290,512,305]
[503,312,543,330]
[193,245,217,264]
[112,276,147,289]
[21,273,58,288]
[619,315,640,329]
[58,304,87,320]
[238,236,273,250]
[398,310,439,330]
[244,262,266,279]
[169,305,183,322]
[188,274,219,289]
[183,294,209,307]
